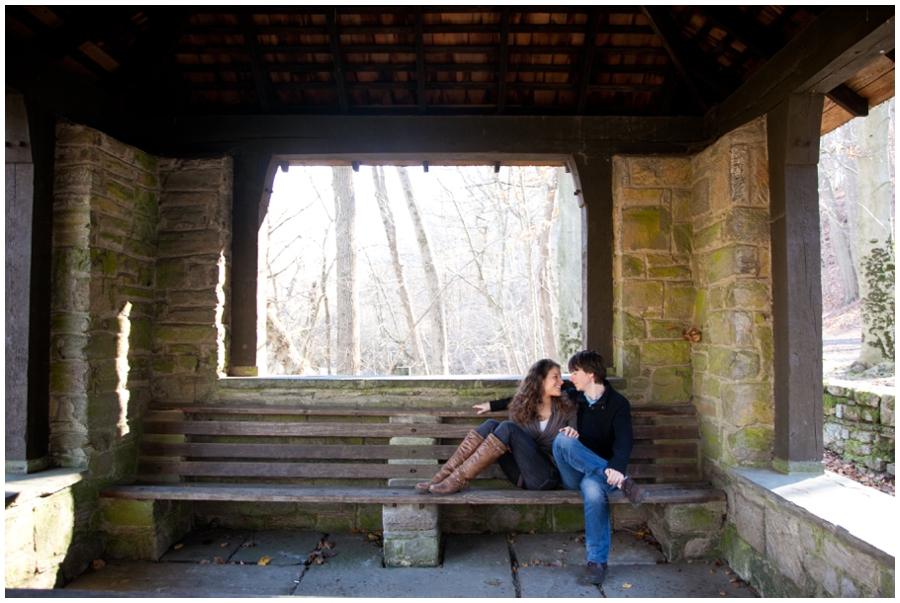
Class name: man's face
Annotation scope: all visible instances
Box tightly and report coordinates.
[568,368,595,392]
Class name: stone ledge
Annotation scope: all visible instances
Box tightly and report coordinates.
[5,468,86,508]
[729,467,894,565]
[217,375,627,390]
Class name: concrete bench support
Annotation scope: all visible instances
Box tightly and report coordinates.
[382,502,441,567]
[100,498,192,561]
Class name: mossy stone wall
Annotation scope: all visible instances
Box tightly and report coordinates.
[824,382,895,476]
[612,157,694,404]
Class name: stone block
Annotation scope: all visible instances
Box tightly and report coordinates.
[727,280,770,309]
[722,383,773,427]
[707,311,754,346]
[732,491,765,553]
[641,340,691,366]
[621,207,671,250]
[691,178,710,217]
[803,554,840,596]
[764,509,806,587]
[882,394,894,426]
[661,502,726,534]
[664,283,695,319]
[647,320,684,339]
[622,280,663,311]
[163,168,226,192]
[382,503,438,532]
[708,348,760,380]
[649,265,692,279]
[672,190,692,221]
[854,391,881,408]
[727,426,774,464]
[630,157,692,187]
[33,492,76,563]
[822,537,880,591]
[673,222,693,254]
[159,204,210,231]
[725,208,769,242]
[707,245,760,284]
[382,529,441,567]
[616,312,644,341]
[694,222,723,251]
[621,254,645,277]
[650,366,692,403]
[619,187,664,206]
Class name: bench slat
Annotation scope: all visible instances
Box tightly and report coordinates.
[149,402,698,419]
[140,441,697,461]
[100,482,726,505]
[137,460,695,480]
[143,420,699,440]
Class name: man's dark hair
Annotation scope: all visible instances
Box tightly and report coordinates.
[568,350,607,383]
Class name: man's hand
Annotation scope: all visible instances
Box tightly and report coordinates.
[558,426,579,439]
[472,402,491,414]
[604,468,624,487]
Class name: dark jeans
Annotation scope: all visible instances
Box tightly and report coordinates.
[476,419,560,490]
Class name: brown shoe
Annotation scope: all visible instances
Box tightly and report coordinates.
[584,561,608,584]
[415,430,484,494]
[620,477,648,508]
[428,433,508,495]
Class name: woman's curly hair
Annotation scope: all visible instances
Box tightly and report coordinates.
[509,358,576,425]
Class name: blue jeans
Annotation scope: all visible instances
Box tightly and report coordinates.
[552,433,615,564]
[476,419,559,490]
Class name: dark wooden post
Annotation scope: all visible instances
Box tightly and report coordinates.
[569,153,614,365]
[230,154,277,376]
[767,93,826,473]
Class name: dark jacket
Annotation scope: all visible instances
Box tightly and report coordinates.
[490,380,634,474]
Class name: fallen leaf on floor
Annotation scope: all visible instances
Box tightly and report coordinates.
[214,557,225,564]
[622,583,632,589]
[710,569,716,573]
[318,537,335,550]
[241,541,256,548]
[724,570,732,575]
[521,563,528,568]
[174,544,184,550]
[714,558,723,566]
[313,556,325,565]
[220,542,229,547]
[91,559,105,570]
[350,528,359,534]
[530,557,540,565]
[258,556,271,566]
[719,591,727,596]
[199,559,210,565]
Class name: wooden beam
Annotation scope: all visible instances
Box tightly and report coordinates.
[576,7,601,114]
[177,44,669,56]
[325,8,349,114]
[414,7,426,114]
[237,10,275,113]
[180,62,670,75]
[497,7,510,114]
[713,6,895,136]
[826,83,868,118]
[641,6,708,111]
[699,6,780,58]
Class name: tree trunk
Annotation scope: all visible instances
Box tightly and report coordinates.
[554,167,583,361]
[856,99,895,366]
[332,166,359,374]
[397,166,449,374]
[372,167,428,374]
[818,166,858,305]
[266,304,306,374]
[536,176,558,361]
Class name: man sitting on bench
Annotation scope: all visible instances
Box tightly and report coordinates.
[553,350,647,585]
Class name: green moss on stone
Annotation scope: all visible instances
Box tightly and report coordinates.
[649,265,692,279]
[553,505,586,531]
[651,366,692,403]
[620,345,641,378]
[621,207,671,251]
[673,223,693,254]
[727,281,770,309]
[641,340,691,366]
[133,150,157,172]
[101,500,157,527]
[623,281,664,310]
[664,284,695,319]
[622,254,645,277]
[107,181,135,201]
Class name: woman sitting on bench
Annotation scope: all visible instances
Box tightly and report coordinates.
[416,358,576,495]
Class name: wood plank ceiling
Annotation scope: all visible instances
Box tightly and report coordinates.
[6,5,893,131]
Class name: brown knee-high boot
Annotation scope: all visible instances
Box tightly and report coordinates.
[428,433,508,495]
[415,430,484,494]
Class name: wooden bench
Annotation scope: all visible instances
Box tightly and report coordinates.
[100,401,726,565]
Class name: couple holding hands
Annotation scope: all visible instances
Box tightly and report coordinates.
[414,350,646,585]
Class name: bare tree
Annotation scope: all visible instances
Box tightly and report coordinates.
[397,166,449,374]
[372,166,428,374]
[333,166,359,374]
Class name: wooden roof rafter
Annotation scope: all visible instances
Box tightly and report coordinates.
[325,7,349,114]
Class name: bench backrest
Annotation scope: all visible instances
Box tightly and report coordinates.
[138,402,701,485]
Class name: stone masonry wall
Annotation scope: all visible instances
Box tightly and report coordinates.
[153,158,232,401]
[612,156,694,404]
[49,122,161,581]
[689,117,774,470]
[824,381,895,477]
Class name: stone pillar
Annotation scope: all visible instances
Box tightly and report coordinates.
[155,157,232,401]
[569,153,614,364]
[855,98,894,368]
[230,154,277,376]
[612,155,694,403]
[691,117,775,470]
[767,94,825,473]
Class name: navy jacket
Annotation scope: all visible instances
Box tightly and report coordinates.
[489,380,634,474]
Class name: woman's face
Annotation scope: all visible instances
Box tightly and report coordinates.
[542,366,563,399]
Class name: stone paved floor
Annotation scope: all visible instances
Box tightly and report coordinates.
[59,528,759,598]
